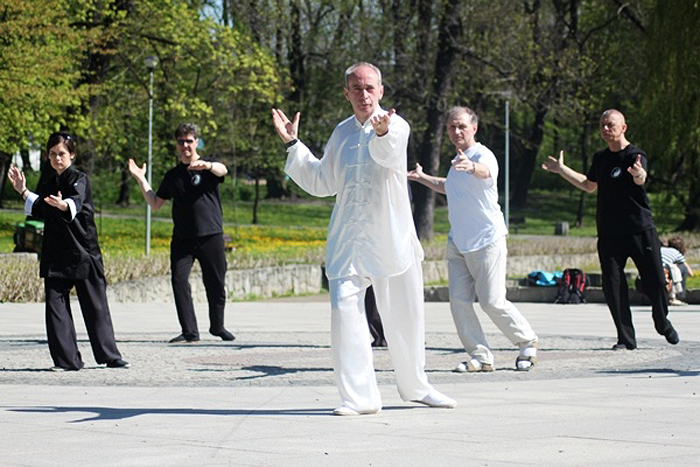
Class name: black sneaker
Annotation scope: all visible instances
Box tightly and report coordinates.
[664,328,680,345]
[106,359,130,368]
[169,334,200,343]
[211,329,235,341]
[611,343,636,350]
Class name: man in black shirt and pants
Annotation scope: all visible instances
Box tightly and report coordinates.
[129,123,234,343]
[542,109,679,350]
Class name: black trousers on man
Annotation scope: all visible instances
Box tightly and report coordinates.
[45,274,122,370]
[364,285,387,347]
[171,233,227,340]
[598,229,674,349]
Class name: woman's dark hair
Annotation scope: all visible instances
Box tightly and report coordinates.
[174,123,199,139]
[667,236,687,255]
[46,132,75,154]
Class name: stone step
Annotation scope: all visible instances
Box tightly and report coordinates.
[424,284,700,305]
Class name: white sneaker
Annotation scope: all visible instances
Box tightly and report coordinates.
[332,406,380,416]
[412,390,457,408]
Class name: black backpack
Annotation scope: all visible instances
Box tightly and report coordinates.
[554,268,587,304]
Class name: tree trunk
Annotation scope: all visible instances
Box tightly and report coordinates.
[512,106,548,208]
[116,165,131,206]
[412,0,462,240]
[265,171,289,199]
[287,1,304,106]
[0,152,11,208]
[676,153,700,231]
[575,121,590,227]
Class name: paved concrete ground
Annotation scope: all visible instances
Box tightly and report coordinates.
[1,296,699,466]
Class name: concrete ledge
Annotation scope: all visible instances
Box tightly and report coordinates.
[107,264,323,303]
[425,284,699,304]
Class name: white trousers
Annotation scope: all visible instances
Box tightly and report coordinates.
[447,236,537,365]
[329,262,433,412]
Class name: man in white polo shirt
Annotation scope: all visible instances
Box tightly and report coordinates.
[409,106,538,372]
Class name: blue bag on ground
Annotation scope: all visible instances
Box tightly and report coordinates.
[527,271,561,287]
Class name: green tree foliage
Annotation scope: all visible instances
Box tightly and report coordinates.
[0,0,88,204]
[75,0,284,205]
[0,0,86,152]
[3,0,697,235]
[638,0,700,231]
[0,0,284,210]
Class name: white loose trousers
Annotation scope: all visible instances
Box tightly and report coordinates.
[329,262,433,412]
[447,236,538,364]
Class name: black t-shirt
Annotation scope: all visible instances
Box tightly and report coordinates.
[156,158,225,239]
[586,144,655,237]
[31,165,104,279]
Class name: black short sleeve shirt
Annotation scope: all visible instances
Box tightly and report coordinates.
[586,144,655,237]
[156,158,225,239]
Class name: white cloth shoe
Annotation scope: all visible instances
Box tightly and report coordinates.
[332,406,380,416]
[412,390,457,408]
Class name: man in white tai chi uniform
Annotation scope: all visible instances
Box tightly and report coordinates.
[271,62,456,416]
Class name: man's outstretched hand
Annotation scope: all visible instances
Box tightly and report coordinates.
[271,108,300,144]
[370,108,395,137]
[541,150,565,174]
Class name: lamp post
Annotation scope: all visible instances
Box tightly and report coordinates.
[144,55,158,256]
[503,90,511,231]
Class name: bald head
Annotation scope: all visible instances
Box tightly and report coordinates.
[599,109,629,150]
[600,109,626,125]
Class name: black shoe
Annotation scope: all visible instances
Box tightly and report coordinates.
[664,327,680,345]
[211,329,235,341]
[611,343,636,350]
[169,334,200,343]
[106,358,130,369]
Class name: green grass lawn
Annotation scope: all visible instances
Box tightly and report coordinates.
[0,187,694,256]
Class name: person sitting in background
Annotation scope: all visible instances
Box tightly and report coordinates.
[661,237,694,305]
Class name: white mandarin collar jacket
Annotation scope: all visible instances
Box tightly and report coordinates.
[285,108,423,280]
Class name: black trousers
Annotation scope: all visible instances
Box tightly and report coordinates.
[677,263,690,299]
[45,273,122,370]
[598,229,673,349]
[171,233,227,339]
[364,285,387,347]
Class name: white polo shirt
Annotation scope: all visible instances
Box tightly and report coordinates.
[444,142,508,253]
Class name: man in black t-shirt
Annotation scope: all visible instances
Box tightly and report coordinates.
[542,109,679,350]
[128,123,234,343]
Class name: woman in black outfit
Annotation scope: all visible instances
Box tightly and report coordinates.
[7,132,128,371]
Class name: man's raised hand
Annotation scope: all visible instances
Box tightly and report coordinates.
[370,108,395,137]
[127,159,146,179]
[541,150,565,174]
[407,162,425,181]
[271,108,300,143]
[627,154,644,178]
